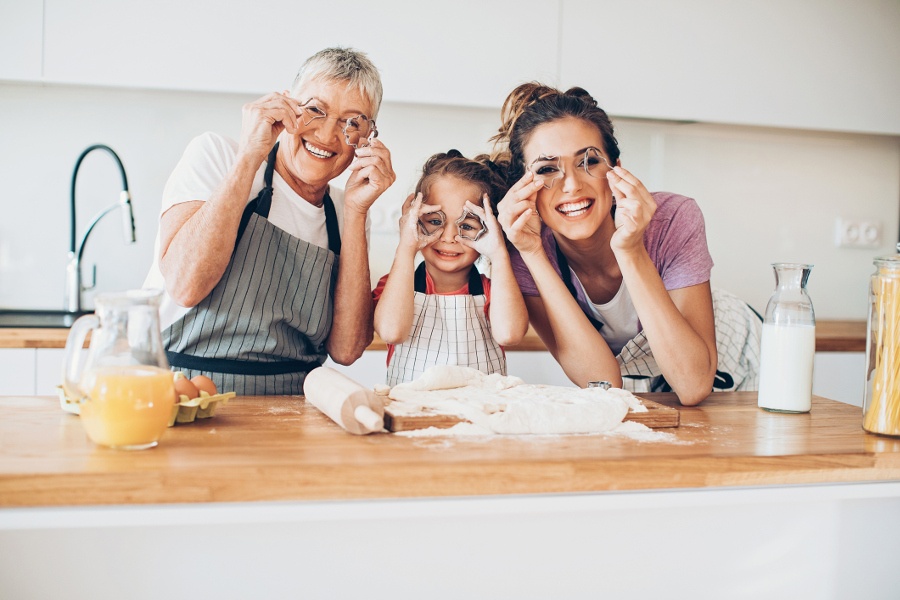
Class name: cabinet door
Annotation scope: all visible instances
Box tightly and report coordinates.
[560,0,900,135]
[43,0,560,108]
[813,352,866,407]
[0,0,42,81]
[0,349,36,395]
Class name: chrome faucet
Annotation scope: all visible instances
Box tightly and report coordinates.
[65,144,136,313]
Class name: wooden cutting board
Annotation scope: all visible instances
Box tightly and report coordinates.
[384,397,679,432]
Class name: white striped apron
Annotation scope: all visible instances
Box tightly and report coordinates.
[386,263,506,386]
[555,242,762,392]
[164,143,340,395]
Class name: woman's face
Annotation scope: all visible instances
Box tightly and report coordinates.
[283,77,374,189]
[420,176,482,277]
[522,117,615,241]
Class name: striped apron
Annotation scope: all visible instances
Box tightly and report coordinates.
[164,143,341,395]
[556,244,762,392]
[386,263,506,386]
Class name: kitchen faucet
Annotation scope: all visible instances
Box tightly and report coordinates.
[65,144,136,313]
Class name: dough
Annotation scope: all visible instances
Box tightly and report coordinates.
[388,365,647,435]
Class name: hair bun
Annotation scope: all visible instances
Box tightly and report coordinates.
[446,149,463,158]
[564,86,598,107]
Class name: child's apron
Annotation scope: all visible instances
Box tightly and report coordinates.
[386,263,506,386]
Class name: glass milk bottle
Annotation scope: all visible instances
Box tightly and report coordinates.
[757,263,816,413]
[863,248,900,436]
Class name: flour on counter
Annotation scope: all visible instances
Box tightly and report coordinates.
[388,366,652,436]
[395,419,682,443]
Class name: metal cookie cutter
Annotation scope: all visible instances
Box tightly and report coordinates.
[587,381,612,390]
[455,210,487,241]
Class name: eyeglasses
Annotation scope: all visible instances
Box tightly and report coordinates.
[298,99,378,148]
[417,208,487,241]
[527,147,611,190]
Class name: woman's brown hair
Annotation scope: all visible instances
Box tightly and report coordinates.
[489,82,620,185]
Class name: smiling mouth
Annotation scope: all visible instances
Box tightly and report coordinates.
[304,140,336,159]
[557,199,594,218]
[433,249,462,258]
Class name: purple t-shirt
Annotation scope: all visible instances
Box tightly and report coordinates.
[509,192,714,322]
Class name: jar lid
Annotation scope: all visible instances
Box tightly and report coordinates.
[874,255,900,269]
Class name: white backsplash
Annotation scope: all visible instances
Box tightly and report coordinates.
[1,82,897,318]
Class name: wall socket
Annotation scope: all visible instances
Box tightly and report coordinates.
[835,217,882,248]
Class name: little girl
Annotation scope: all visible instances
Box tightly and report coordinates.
[373,150,528,385]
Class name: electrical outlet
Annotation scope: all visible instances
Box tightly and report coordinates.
[835,217,882,248]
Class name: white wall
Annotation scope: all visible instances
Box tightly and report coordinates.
[0,81,898,318]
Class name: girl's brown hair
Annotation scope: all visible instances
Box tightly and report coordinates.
[414,149,508,214]
[489,82,620,184]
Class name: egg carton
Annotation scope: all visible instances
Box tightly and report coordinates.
[169,391,236,426]
[57,386,82,415]
[56,386,235,425]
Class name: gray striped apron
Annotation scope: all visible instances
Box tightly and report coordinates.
[164,143,341,395]
[386,263,506,386]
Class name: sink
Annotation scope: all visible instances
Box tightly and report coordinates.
[0,310,93,328]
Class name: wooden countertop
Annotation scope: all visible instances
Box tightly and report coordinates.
[1,392,898,508]
[0,320,867,352]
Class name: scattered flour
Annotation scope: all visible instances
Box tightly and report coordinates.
[395,419,684,443]
[388,366,675,438]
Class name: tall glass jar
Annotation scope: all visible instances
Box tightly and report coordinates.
[863,248,900,436]
[757,263,816,413]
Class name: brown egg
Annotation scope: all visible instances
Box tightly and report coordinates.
[191,375,218,396]
[173,373,199,400]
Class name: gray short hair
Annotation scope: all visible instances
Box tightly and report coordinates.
[291,47,383,119]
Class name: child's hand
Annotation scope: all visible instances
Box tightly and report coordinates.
[398,192,442,253]
[457,194,505,260]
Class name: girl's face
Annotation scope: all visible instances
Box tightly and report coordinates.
[282,77,373,190]
[522,117,615,241]
[420,176,482,277]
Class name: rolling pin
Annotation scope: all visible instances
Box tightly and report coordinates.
[302,367,384,435]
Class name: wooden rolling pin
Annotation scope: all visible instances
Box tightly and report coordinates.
[302,367,384,435]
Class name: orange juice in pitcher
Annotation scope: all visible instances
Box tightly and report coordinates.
[79,365,175,449]
[63,289,175,450]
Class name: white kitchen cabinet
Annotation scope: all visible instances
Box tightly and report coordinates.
[0,0,43,82]
[560,0,900,135]
[814,352,866,407]
[35,348,69,397]
[0,349,36,395]
[42,0,560,108]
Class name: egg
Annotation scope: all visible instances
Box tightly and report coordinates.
[191,375,218,396]
[173,373,199,400]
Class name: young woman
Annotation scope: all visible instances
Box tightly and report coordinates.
[492,83,759,405]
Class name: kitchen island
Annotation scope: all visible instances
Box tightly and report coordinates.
[1,392,898,599]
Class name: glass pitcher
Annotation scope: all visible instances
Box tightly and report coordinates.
[757,263,816,413]
[863,247,900,437]
[62,289,175,450]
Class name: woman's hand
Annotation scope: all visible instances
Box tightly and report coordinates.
[607,166,657,254]
[458,194,505,261]
[344,138,396,215]
[237,92,302,164]
[398,192,442,254]
[496,170,545,255]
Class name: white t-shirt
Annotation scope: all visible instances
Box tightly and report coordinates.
[570,270,640,355]
[143,132,358,329]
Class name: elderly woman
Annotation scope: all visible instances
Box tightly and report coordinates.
[143,47,395,395]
